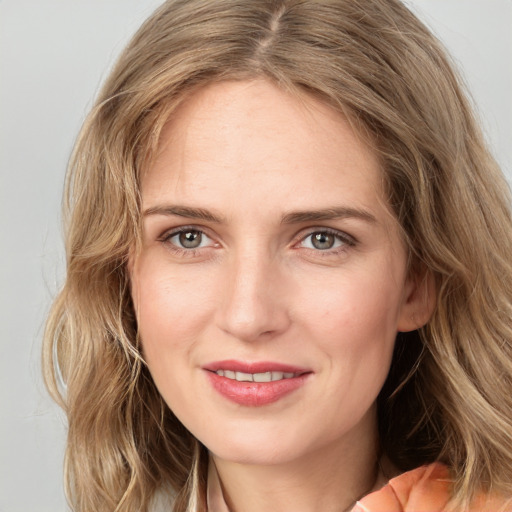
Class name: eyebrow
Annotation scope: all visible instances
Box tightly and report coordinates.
[281,207,377,224]
[143,204,376,225]
[143,205,224,223]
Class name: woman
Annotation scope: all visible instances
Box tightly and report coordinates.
[43,0,512,511]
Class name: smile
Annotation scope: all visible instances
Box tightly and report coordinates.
[204,360,311,406]
[215,370,297,382]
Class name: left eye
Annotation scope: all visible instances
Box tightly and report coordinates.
[167,229,212,249]
[300,231,348,250]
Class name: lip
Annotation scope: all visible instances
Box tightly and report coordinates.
[203,359,309,374]
[203,360,312,406]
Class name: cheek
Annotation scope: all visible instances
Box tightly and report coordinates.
[130,259,216,423]
[295,266,404,397]
[132,257,214,342]
[298,270,404,343]
[130,258,217,401]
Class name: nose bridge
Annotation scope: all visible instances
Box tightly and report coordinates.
[216,244,288,342]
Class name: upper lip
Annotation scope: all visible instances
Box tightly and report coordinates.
[203,359,310,375]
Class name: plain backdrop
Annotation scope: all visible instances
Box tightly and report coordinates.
[0,1,511,511]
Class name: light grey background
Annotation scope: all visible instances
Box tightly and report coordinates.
[0,1,510,511]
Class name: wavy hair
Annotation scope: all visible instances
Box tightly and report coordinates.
[43,0,512,510]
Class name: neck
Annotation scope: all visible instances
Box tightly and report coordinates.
[210,410,384,512]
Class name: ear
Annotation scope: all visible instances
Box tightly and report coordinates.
[397,270,436,332]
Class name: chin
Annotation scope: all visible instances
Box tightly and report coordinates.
[198,422,315,467]
[210,443,298,466]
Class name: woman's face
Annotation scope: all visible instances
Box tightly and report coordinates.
[130,79,426,466]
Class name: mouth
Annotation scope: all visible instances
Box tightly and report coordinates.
[214,370,299,382]
[203,360,312,406]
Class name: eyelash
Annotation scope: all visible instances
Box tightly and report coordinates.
[296,228,356,255]
[157,226,357,257]
[158,226,216,258]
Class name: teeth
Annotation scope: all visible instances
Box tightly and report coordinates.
[253,372,272,382]
[215,370,297,382]
[235,371,253,382]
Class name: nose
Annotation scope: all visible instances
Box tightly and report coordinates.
[215,250,291,343]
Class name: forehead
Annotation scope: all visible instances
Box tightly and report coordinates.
[142,79,387,217]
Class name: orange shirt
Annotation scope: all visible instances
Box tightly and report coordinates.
[207,462,511,512]
[354,463,511,512]
[354,462,452,511]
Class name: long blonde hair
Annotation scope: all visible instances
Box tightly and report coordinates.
[43,0,512,510]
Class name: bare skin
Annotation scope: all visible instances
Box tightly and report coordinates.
[130,79,433,512]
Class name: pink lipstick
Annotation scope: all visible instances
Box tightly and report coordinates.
[203,360,311,406]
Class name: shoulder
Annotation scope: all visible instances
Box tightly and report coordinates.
[353,463,512,512]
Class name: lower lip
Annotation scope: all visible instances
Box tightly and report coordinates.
[206,371,309,406]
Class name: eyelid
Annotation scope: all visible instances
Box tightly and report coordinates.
[158,225,219,251]
[158,223,208,239]
[295,227,357,250]
[155,224,356,256]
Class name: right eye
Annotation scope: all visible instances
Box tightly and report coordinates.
[161,228,216,251]
[172,229,207,249]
